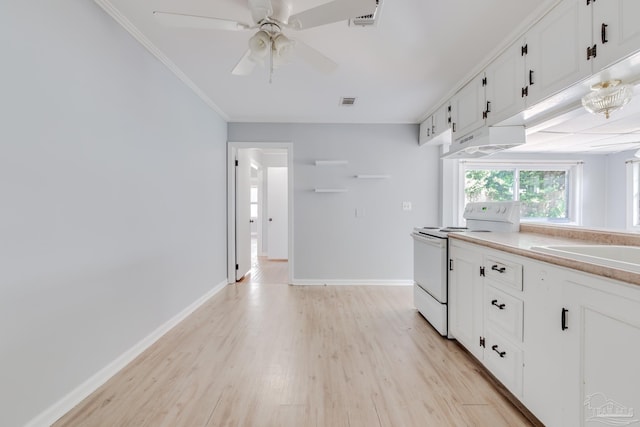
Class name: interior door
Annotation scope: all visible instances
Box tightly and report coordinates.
[235,149,251,280]
[267,167,288,260]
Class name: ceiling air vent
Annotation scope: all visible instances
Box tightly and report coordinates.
[340,97,357,106]
[350,0,381,27]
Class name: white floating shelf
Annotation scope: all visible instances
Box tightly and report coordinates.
[355,174,391,179]
[314,188,348,193]
[315,160,348,166]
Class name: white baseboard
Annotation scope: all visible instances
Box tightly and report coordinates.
[292,279,413,286]
[25,279,228,427]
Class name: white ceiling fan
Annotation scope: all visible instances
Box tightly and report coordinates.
[153,0,377,81]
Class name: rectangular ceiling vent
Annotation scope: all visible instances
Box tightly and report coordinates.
[340,97,357,106]
[350,0,381,27]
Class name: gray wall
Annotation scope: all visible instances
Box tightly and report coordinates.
[228,123,440,282]
[0,1,228,425]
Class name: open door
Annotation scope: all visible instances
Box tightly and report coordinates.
[267,167,288,260]
[235,149,252,280]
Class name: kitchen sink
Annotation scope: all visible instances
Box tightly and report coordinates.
[530,245,640,274]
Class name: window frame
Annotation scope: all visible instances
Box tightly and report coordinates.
[458,160,583,225]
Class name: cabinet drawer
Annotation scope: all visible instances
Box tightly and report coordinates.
[485,284,524,342]
[484,330,523,397]
[484,255,523,291]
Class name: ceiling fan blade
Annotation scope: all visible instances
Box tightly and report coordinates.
[153,11,250,31]
[232,49,260,76]
[294,40,338,74]
[288,0,376,30]
[248,0,273,23]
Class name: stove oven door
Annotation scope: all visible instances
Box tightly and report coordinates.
[412,233,448,335]
[412,233,447,302]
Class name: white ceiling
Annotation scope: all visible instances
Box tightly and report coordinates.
[100,0,558,124]
[511,83,640,154]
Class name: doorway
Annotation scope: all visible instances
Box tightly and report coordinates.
[227,143,293,285]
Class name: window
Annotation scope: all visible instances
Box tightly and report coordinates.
[460,161,582,224]
[627,160,640,229]
[250,186,258,219]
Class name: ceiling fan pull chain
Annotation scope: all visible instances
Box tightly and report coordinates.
[269,37,273,84]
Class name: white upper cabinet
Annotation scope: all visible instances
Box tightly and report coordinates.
[431,103,450,138]
[485,39,527,126]
[524,0,592,106]
[419,115,433,144]
[450,73,486,138]
[419,103,451,145]
[591,0,640,72]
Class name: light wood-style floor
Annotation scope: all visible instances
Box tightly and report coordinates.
[55,255,533,427]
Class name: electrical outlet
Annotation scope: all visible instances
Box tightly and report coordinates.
[402,202,412,211]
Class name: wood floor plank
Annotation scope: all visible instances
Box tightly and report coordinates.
[54,258,533,427]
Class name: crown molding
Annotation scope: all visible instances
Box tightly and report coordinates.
[93,0,230,121]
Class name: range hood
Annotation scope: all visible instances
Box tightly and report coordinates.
[441,126,526,159]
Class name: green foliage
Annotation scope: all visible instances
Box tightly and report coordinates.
[465,169,568,220]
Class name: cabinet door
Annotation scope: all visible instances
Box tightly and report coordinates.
[485,40,526,126]
[522,262,565,427]
[592,0,640,71]
[450,74,486,138]
[432,103,450,137]
[525,0,591,106]
[448,241,484,360]
[418,115,433,145]
[562,277,640,427]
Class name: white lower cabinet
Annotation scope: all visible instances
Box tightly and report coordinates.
[561,274,640,427]
[449,238,640,426]
[448,240,484,360]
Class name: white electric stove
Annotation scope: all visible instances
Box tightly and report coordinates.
[411,201,520,336]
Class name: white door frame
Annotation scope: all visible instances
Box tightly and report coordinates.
[227,142,294,284]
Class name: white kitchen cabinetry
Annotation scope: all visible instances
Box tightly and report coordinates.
[448,239,484,360]
[524,0,591,106]
[522,261,565,427]
[485,39,526,126]
[448,240,525,396]
[419,103,451,145]
[591,0,640,72]
[450,239,640,426]
[450,73,486,139]
[561,273,640,426]
[419,115,433,144]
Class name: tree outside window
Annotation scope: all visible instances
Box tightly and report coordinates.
[464,164,574,222]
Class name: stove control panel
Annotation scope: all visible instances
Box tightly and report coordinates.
[463,201,520,227]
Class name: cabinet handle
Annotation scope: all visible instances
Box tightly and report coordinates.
[601,23,608,44]
[561,308,569,331]
[491,299,506,310]
[529,70,534,85]
[492,345,506,358]
[432,124,435,134]
[491,265,506,273]
[452,123,456,133]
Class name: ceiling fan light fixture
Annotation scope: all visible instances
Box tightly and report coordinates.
[581,79,633,119]
[248,30,271,60]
